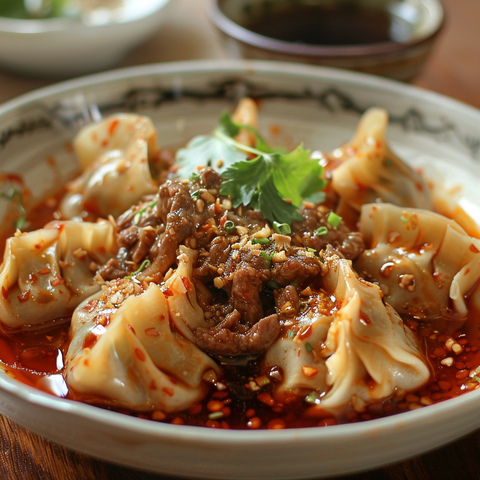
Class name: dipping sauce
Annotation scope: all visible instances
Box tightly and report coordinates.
[245,4,413,46]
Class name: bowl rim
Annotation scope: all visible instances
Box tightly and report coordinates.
[207,0,445,58]
[1,59,480,450]
[0,0,172,33]
[3,358,480,445]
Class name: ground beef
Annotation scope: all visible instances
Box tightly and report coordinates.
[292,206,365,260]
[194,310,280,356]
[97,167,363,357]
[231,266,264,327]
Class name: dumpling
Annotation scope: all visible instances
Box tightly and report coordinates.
[331,108,431,215]
[355,203,480,319]
[60,114,159,219]
[65,281,221,413]
[0,220,116,330]
[263,294,332,397]
[160,245,212,342]
[264,252,429,415]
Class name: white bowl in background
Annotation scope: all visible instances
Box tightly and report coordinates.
[0,0,174,78]
[0,60,480,479]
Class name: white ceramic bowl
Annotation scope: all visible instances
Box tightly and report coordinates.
[1,60,480,479]
[0,0,174,78]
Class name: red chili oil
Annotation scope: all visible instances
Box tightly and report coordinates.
[1,187,480,429]
[0,308,479,430]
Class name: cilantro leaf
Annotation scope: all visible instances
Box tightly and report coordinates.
[176,110,327,227]
[175,135,247,179]
[220,155,272,208]
[271,145,326,207]
[257,177,303,224]
[218,111,242,137]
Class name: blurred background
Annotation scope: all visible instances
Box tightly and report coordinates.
[0,0,478,107]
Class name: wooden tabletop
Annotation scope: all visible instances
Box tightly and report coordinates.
[1,0,480,479]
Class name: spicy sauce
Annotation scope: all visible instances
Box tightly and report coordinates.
[1,189,480,429]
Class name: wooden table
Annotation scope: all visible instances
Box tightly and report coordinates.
[1,0,480,478]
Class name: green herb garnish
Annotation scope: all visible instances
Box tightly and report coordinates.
[190,172,200,182]
[305,391,320,404]
[176,111,326,226]
[305,342,313,352]
[327,212,342,228]
[260,251,275,268]
[224,220,235,233]
[125,259,151,279]
[208,411,224,420]
[267,280,280,290]
[272,221,292,235]
[133,200,157,225]
[315,226,328,236]
[191,190,201,201]
[251,238,270,245]
[287,330,295,339]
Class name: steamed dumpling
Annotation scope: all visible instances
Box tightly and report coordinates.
[0,220,116,330]
[160,246,212,342]
[66,281,221,413]
[264,252,429,415]
[355,203,480,319]
[60,114,159,219]
[331,108,431,215]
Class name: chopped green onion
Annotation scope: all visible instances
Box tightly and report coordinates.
[255,375,271,387]
[290,280,298,287]
[305,391,321,404]
[287,330,295,339]
[401,215,408,223]
[267,280,280,290]
[327,212,342,228]
[305,342,313,352]
[190,172,200,182]
[252,238,270,245]
[475,376,480,383]
[125,259,151,279]
[272,221,291,235]
[315,226,328,236]
[133,200,157,225]
[224,220,235,233]
[307,248,317,253]
[260,251,275,269]
[208,411,224,420]
[191,190,201,200]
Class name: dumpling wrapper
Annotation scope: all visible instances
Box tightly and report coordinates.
[66,282,221,413]
[162,246,212,342]
[60,114,159,219]
[264,253,429,415]
[355,203,480,319]
[0,220,116,330]
[331,108,431,216]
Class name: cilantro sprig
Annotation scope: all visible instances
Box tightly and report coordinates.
[175,111,327,226]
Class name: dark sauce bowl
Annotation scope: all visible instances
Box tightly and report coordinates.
[207,0,444,82]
